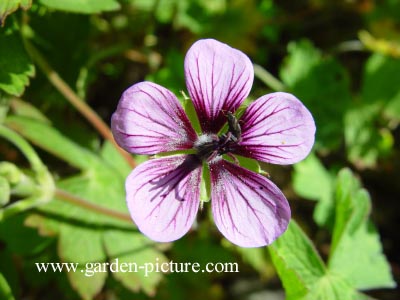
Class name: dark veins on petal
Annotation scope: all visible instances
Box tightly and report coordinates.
[210,160,287,244]
[187,56,250,133]
[147,155,202,202]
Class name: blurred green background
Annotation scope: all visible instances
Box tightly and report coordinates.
[0,0,399,299]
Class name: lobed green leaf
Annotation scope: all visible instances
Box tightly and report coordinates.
[271,168,395,299]
[0,22,35,96]
[328,169,396,290]
[269,221,326,300]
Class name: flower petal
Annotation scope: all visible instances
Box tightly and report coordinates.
[126,155,202,242]
[210,159,290,247]
[111,82,197,155]
[236,92,316,165]
[184,39,254,133]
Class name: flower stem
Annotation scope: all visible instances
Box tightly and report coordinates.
[0,124,43,172]
[20,18,136,168]
[253,64,286,92]
[0,126,132,224]
[55,188,133,224]
[0,125,54,220]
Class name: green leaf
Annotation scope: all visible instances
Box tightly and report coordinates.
[269,221,369,300]
[362,53,400,121]
[138,0,208,33]
[362,54,400,107]
[280,40,321,88]
[39,0,121,14]
[5,115,99,170]
[26,169,163,299]
[293,154,332,201]
[0,22,35,96]
[346,53,400,168]
[328,169,396,290]
[0,213,53,256]
[59,227,107,300]
[344,103,393,168]
[0,0,31,26]
[331,169,369,251]
[14,118,167,299]
[25,169,121,299]
[103,230,168,296]
[292,154,335,227]
[305,274,362,300]
[269,221,326,299]
[100,140,132,179]
[128,0,157,12]
[269,221,324,300]
[9,98,50,123]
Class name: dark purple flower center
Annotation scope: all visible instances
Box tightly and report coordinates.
[194,113,242,162]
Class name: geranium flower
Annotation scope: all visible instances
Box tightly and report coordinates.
[111,39,315,247]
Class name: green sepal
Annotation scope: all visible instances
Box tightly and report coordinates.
[182,93,202,135]
[152,149,196,159]
[236,155,264,174]
[200,162,211,203]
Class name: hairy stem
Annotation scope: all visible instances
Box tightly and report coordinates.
[55,188,133,224]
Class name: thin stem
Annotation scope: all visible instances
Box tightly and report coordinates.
[0,125,55,220]
[55,188,133,224]
[0,124,43,172]
[253,64,286,92]
[21,17,136,168]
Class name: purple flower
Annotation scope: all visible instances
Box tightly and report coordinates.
[111,39,315,247]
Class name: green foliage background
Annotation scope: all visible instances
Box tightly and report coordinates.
[0,0,399,299]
